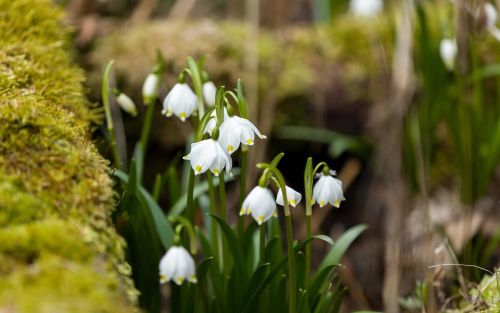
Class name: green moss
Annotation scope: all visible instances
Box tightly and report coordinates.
[88,17,393,104]
[0,0,137,311]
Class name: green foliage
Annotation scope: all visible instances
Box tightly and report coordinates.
[0,0,137,311]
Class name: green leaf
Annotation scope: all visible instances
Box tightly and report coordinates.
[115,170,174,250]
[241,235,332,313]
[208,214,247,282]
[296,251,306,290]
[297,289,311,313]
[315,225,367,278]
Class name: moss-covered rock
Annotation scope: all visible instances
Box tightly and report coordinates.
[0,0,137,311]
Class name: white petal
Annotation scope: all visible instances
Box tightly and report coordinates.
[116,93,137,116]
[439,38,457,71]
[204,117,217,135]
[142,73,160,100]
[483,3,498,29]
[188,140,217,175]
[203,81,217,106]
[350,0,383,17]
[276,186,302,207]
[313,176,327,206]
[235,116,266,139]
[163,83,197,121]
[245,187,276,225]
[218,118,242,154]
[209,141,230,176]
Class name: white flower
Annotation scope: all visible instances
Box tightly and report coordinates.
[203,107,229,135]
[142,73,160,103]
[116,93,137,117]
[183,139,232,176]
[240,186,277,225]
[439,38,457,71]
[350,0,383,17]
[313,174,344,208]
[159,246,197,285]
[203,81,217,106]
[162,83,197,122]
[276,186,302,207]
[218,116,266,154]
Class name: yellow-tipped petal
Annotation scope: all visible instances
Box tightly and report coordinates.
[246,208,251,214]
[239,208,246,216]
[160,275,168,283]
[257,215,264,225]
[180,112,187,119]
[189,276,198,283]
[213,169,219,176]
[166,110,173,117]
[195,165,202,173]
[175,277,184,285]
[310,199,315,205]
[319,201,325,207]
[289,200,296,206]
[334,200,340,207]
[246,139,253,145]
[227,145,234,153]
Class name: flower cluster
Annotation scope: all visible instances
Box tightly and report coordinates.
[241,166,344,225]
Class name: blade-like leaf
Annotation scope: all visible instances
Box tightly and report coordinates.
[315,225,367,279]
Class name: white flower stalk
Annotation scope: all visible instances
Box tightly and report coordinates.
[116,93,138,117]
[350,0,383,17]
[240,186,277,225]
[203,108,229,135]
[439,38,457,71]
[482,3,500,41]
[142,73,160,103]
[183,139,232,176]
[218,115,266,154]
[159,246,197,285]
[313,173,344,208]
[203,81,217,106]
[483,3,498,29]
[162,83,197,122]
[276,186,302,207]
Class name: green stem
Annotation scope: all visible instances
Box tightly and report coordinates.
[102,60,122,170]
[284,213,296,313]
[238,148,248,238]
[218,174,230,279]
[185,170,196,221]
[257,163,296,313]
[207,173,219,261]
[259,223,266,263]
[139,98,156,158]
[305,214,311,283]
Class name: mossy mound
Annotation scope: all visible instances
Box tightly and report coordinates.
[88,17,393,103]
[0,0,137,311]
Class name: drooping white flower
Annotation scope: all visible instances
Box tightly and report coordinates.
[240,186,277,225]
[183,139,232,176]
[203,81,217,106]
[439,38,457,71]
[313,174,344,208]
[276,186,302,207]
[116,93,138,117]
[218,115,266,154]
[350,0,383,17]
[203,107,229,136]
[159,246,197,285]
[142,73,160,103]
[162,83,197,122]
